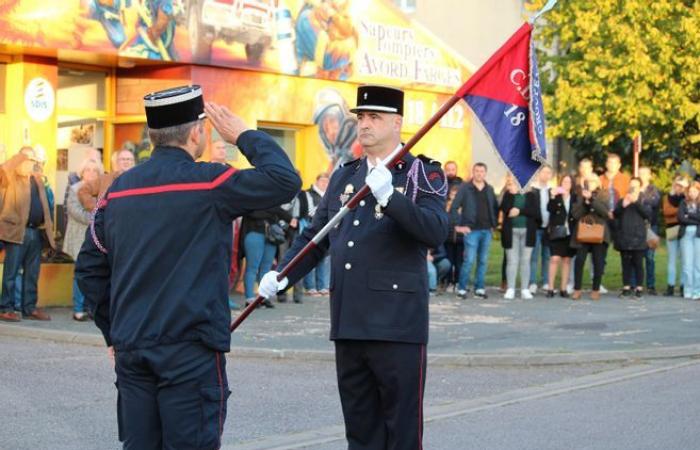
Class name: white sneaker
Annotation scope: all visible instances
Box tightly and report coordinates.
[504,288,515,300]
[542,283,550,291]
[566,283,574,294]
[528,283,538,294]
[521,289,534,299]
[599,285,609,294]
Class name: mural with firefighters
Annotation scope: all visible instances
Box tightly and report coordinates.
[0,0,468,91]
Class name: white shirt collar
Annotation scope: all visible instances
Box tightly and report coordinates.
[366,143,403,171]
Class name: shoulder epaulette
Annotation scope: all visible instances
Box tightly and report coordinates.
[417,154,441,167]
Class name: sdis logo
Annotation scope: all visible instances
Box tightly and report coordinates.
[24,78,55,123]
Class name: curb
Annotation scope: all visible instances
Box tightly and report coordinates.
[2,323,700,367]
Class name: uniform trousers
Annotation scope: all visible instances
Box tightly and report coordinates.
[335,340,427,450]
[114,341,230,450]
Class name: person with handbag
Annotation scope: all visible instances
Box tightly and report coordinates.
[663,176,688,296]
[545,174,577,298]
[571,174,611,300]
[241,206,292,308]
[613,177,652,298]
[499,177,539,300]
[678,181,700,301]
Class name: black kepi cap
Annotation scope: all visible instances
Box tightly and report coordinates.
[350,85,404,116]
[144,85,206,129]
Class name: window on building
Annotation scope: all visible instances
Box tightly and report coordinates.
[393,0,416,13]
[257,126,296,162]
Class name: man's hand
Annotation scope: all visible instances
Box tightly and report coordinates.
[455,226,471,234]
[508,207,520,218]
[622,194,632,208]
[366,165,393,207]
[258,271,289,299]
[205,102,251,145]
[290,218,298,229]
[582,189,592,200]
[107,346,115,368]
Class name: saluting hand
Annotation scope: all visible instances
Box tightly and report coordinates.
[205,102,250,145]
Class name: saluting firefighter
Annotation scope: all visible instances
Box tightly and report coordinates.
[75,86,301,449]
[259,85,449,449]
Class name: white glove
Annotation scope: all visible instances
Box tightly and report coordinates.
[366,165,393,207]
[258,271,289,299]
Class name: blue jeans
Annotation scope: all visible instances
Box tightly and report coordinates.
[0,228,42,315]
[428,259,451,290]
[243,231,277,299]
[303,255,330,291]
[667,237,683,287]
[680,226,700,298]
[73,277,85,314]
[529,229,550,286]
[459,229,492,291]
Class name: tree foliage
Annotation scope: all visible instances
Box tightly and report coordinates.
[526,0,700,167]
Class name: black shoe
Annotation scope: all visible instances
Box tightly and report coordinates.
[664,285,675,297]
[559,290,569,298]
[261,299,275,308]
[680,286,685,297]
[619,289,631,298]
[293,297,303,304]
[634,289,643,299]
[647,287,657,296]
[277,295,288,303]
[545,290,555,298]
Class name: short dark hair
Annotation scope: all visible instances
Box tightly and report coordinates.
[148,120,200,146]
[579,158,592,165]
[473,162,488,171]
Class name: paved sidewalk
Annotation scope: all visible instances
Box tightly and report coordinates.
[2,290,700,365]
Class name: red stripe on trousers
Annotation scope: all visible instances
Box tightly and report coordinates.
[418,344,425,450]
[216,352,224,449]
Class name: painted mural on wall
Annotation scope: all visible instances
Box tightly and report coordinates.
[0,0,469,92]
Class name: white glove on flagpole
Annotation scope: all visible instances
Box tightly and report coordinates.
[366,165,393,207]
[258,271,289,299]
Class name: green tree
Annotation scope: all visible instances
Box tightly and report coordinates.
[527,0,700,169]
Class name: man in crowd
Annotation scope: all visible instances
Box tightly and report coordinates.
[600,153,630,294]
[258,85,448,449]
[209,138,228,164]
[444,160,463,188]
[638,166,661,295]
[76,86,301,448]
[451,162,499,299]
[529,164,553,294]
[0,146,55,322]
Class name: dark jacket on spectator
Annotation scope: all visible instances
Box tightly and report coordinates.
[678,200,700,239]
[547,193,577,238]
[613,199,651,251]
[241,206,293,237]
[571,190,611,248]
[450,181,499,229]
[639,184,661,227]
[499,191,539,249]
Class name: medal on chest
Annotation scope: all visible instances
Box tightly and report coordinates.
[374,204,384,220]
[339,183,354,206]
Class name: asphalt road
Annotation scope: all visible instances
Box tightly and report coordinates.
[1,337,698,450]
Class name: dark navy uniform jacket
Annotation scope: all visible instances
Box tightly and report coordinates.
[281,152,448,344]
[76,130,301,352]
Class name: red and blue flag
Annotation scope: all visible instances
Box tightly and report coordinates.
[457,23,547,188]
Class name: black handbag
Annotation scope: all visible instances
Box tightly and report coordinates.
[548,224,569,240]
[264,221,287,245]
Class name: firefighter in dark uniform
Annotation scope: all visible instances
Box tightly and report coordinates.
[259,85,449,449]
[75,85,301,449]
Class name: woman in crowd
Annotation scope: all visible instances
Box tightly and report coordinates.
[678,181,700,301]
[64,158,102,321]
[663,176,688,296]
[571,174,611,301]
[241,206,292,308]
[546,174,576,298]
[613,177,651,298]
[499,177,538,299]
